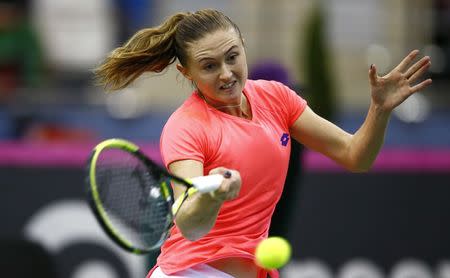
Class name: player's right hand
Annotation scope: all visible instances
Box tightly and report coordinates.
[208,167,241,202]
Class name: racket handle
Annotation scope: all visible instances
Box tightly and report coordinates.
[190,174,224,193]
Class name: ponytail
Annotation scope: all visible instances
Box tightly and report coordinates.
[94,9,243,91]
[94,12,188,91]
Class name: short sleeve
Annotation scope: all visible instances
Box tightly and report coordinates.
[159,118,206,169]
[280,84,307,127]
[269,81,307,127]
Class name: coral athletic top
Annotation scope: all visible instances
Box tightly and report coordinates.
[150,79,307,277]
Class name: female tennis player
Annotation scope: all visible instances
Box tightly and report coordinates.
[94,9,432,278]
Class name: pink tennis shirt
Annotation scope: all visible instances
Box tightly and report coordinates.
[152,79,307,277]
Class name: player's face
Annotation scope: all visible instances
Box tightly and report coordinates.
[179,29,248,107]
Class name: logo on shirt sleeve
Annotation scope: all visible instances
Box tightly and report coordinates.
[280,133,289,146]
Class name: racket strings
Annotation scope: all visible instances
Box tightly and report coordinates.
[95,149,171,250]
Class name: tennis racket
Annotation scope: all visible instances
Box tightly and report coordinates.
[86,138,225,254]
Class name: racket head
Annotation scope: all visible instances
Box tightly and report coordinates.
[86,138,186,254]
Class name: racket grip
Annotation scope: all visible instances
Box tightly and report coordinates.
[190,174,224,193]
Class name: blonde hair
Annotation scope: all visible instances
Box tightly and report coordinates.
[94,9,243,91]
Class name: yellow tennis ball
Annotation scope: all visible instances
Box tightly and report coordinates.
[255,236,292,269]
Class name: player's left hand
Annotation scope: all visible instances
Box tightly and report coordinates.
[369,49,432,112]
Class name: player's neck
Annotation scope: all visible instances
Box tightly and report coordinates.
[198,92,251,119]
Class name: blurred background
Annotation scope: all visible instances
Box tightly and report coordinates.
[1,0,449,277]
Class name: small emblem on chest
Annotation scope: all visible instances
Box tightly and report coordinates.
[280,133,289,147]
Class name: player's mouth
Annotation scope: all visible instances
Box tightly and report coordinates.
[220,81,237,90]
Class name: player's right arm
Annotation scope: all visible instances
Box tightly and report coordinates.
[168,159,242,241]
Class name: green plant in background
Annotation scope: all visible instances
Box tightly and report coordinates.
[302,2,336,121]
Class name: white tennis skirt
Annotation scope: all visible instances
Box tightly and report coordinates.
[150,264,234,278]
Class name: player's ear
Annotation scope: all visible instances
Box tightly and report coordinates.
[176,63,192,81]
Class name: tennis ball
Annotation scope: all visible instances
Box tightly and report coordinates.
[255,236,292,270]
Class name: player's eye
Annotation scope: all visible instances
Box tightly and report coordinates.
[203,63,216,71]
[228,53,238,62]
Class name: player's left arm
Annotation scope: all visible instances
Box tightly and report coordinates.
[290,105,388,173]
[291,50,432,172]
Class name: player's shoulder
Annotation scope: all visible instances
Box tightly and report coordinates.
[246,79,293,104]
[164,93,210,129]
[246,79,286,92]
